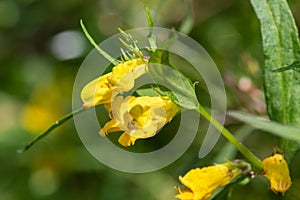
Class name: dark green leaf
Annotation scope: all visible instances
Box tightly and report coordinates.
[251,0,300,161]
[272,61,300,72]
[211,186,232,200]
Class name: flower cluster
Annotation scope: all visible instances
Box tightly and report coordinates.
[81,58,147,108]
[262,153,291,194]
[175,162,245,200]
[102,96,179,146]
[81,58,179,146]
[175,154,292,200]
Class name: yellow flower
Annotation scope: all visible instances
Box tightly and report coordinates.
[81,58,147,108]
[100,96,180,146]
[175,163,241,200]
[262,153,291,194]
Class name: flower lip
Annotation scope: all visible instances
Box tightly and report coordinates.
[262,153,291,194]
[80,58,147,108]
[101,95,180,147]
[175,162,245,200]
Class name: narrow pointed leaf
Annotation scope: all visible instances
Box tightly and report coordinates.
[228,111,300,143]
[250,0,300,161]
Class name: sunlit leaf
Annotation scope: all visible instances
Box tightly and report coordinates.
[179,0,194,35]
[228,111,300,143]
[148,49,199,109]
[251,0,300,161]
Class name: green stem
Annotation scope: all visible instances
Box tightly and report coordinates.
[80,19,119,65]
[197,105,262,170]
[18,107,86,153]
[145,7,157,50]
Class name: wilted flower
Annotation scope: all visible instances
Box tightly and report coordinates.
[100,95,180,146]
[262,153,291,194]
[81,58,147,108]
[175,163,242,200]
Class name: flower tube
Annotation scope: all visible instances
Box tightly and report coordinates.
[81,58,147,108]
[101,96,180,146]
[175,162,244,200]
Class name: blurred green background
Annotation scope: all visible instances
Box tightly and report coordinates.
[1,0,300,199]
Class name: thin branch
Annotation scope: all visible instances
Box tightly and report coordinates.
[18,107,86,153]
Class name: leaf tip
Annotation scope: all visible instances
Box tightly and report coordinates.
[17,147,26,154]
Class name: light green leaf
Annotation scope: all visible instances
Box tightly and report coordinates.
[250,0,300,161]
[145,6,157,51]
[228,111,300,143]
[135,87,158,97]
[135,86,170,97]
[145,6,153,30]
[179,0,194,35]
[148,49,199,109]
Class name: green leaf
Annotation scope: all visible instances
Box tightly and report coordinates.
[250,0,300,160]
[135,86,170,97]
[148,49,199,109]
[145,6,153,30]
[149,49,171,67]
[272,60,300,72]
[228,111,300,143]
[145,6,157,51]
[211,186,232,200]
[135,87,158,97]
[179,0,194,35]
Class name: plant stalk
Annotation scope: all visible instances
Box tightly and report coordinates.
[18,107,85,153]
[197,105,262,170]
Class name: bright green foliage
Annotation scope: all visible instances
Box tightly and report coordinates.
[250,0,300,162]
[148,49,199,110]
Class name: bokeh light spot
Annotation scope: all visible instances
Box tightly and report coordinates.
[50,30,86,60]
[29,168,59,196]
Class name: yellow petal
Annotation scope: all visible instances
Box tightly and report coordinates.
[113,65,147,92]
[109,58,145,84]
[81,58,147,108]
[175,186,195,200]
[164,99,180,122]
[118,133,137,146]
[81,73,114,108]
[262,153,291,194]
[176,163,240,200]
[100,119,120,136]
[100,95,179,147]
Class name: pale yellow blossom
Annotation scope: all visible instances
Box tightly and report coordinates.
[81,58,147,108]
[100,96,180,146]
[175,163,241,200]
[262,153,291,194]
